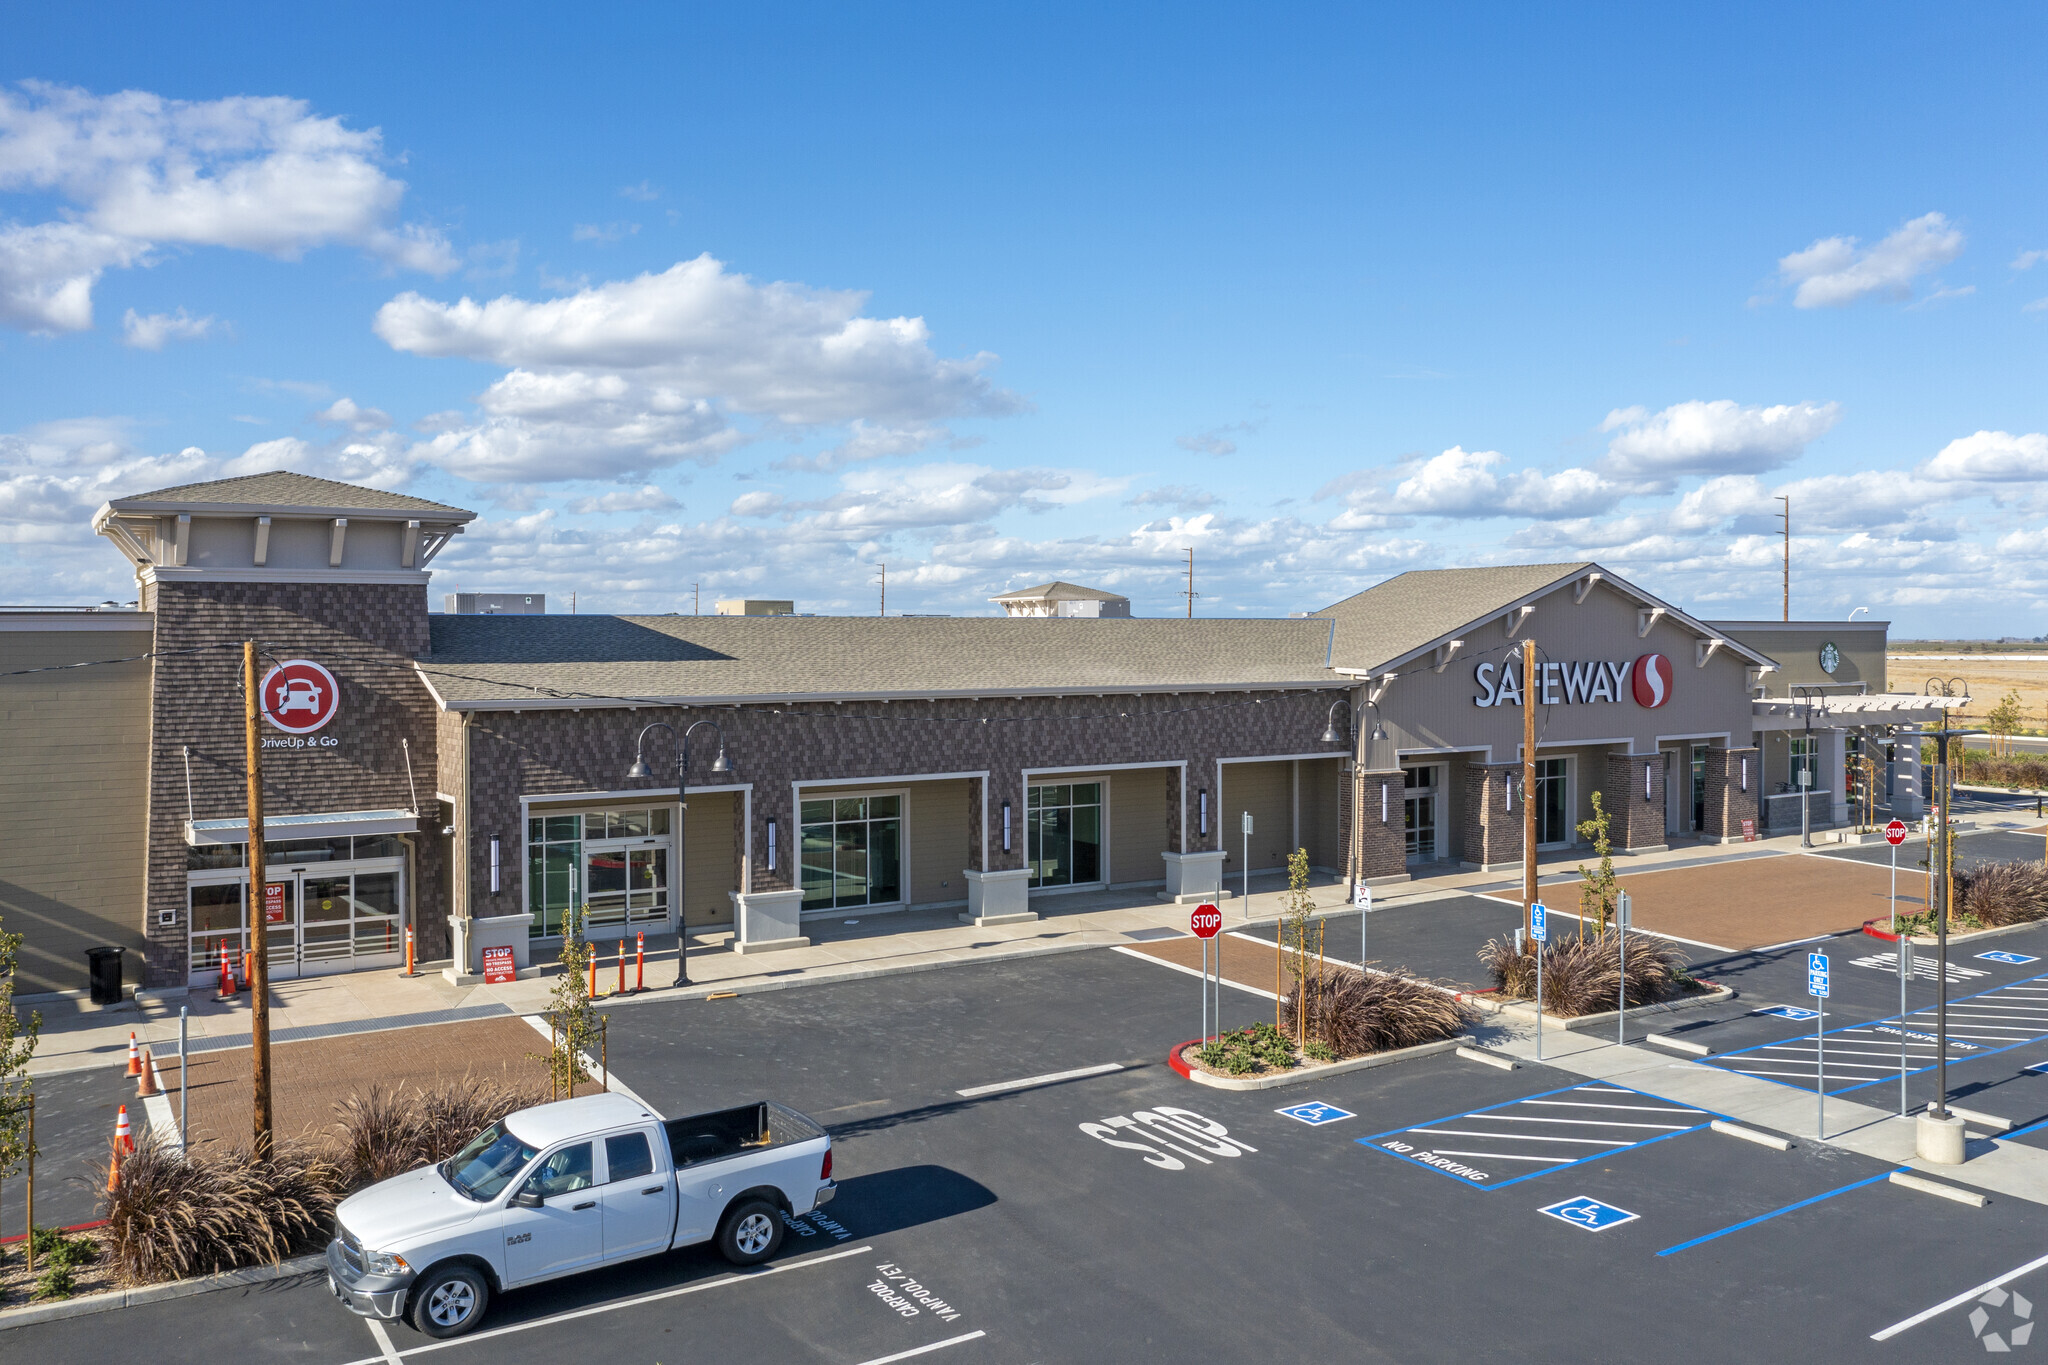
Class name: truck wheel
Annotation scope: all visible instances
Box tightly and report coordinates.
[717,1199,785,1265]
[410,1262,489,1339]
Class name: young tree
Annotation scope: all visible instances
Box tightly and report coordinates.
[0,912,41,1262]
[1575,790,1619,939]
[1279,848,1320,1045]
[533,907,597,1099]
[1988,688,2024,759]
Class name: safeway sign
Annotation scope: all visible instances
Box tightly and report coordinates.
[260,659,340,734]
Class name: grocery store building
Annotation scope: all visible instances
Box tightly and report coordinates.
[0,472,1962,996]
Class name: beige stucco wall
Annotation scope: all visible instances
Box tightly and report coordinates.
[1221,759,1294,873]
[1710,622,1888,696]
[1301,757,1342,871]
[1106,767,1172,886]
[0,622,155,995]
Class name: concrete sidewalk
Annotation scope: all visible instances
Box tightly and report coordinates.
[22,805,2037,1079]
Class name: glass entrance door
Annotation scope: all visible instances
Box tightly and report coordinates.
[187,845,405,985]
[1403,767,1438,864]
[1535,757,1570,847]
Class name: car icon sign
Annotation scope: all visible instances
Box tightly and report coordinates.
[277,678,323,715]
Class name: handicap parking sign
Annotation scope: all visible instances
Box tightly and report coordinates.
[1808,952,1830,999]
[1538,1196,1639,1232]
[1757,1005,1820,1021]
[1978,951,2041,965]
[1275,1101,1355,1126]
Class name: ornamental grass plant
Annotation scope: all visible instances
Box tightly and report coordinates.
[333,1075,552,1187]
[1956,860,2048,928]
[1477,927,1695,1017]
[1281,967,1474,1056]
[101,1135,339,1284]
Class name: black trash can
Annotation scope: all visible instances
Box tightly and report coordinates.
[85,945,125,1006]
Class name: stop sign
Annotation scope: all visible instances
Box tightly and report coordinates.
[1885,819,1908,846]
[1189,904,1222,938]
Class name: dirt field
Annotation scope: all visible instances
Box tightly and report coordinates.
[1610,851,1925,952]
[1889,653,2048,735]
[154,1015,596,1155]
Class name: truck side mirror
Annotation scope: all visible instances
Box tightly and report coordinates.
[511,1189,544,1209]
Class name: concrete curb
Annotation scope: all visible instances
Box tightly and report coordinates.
[1862,916,2047,947]
[0,1254,325,1332]
[1170,1036,1469,1090]
[1473,984,1734,1032]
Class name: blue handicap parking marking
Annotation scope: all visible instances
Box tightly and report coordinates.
[1358,1083,1719,1191]
[1979,951,2041,965]
[2026,1060,2048,1075]
[1756,1005,1820,1020]
[1275,1101,1355,1126]
[1539,1195,1640,1232]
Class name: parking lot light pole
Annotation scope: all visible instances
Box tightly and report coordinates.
[628,719,730,988]
[1920,724,1981,1127]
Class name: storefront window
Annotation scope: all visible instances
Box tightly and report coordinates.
[1535,758,1570,846]
[1403,767,1438,863]
[526,807,671,936]
[187,843,244,871]
[1027,783,1101,888]
[800,795,903,910]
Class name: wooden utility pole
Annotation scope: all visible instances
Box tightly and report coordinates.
[243,642,273,1160]
[1777,495,1790,621]
[1182,548,1198,618]
[1522,638,1538,937]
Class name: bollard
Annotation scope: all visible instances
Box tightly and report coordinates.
[616,940,626,996]
[634,931,646,993]
[401,925,418,978]
[587,948,598,1000]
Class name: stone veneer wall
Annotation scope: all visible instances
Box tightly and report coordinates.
[1460,761,1524,870]
[1700,746,1761,842]
[447,691,1352,925]
[1600,751,1666,853]
[142,581,443,987]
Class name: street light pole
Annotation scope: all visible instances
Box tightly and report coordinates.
[1920,724,1982,1126]
[628,719,730,987]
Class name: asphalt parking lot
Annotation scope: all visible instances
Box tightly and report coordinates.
[14,938,2048,1364]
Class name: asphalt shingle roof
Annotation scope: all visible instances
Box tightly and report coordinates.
[421,614,1342,707]
[109,471,473,518]
[990,581,1130,602]
[1314,563,1595,673]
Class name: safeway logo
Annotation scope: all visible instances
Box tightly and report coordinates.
[1632,653,1673,709]
[259,659,339,734]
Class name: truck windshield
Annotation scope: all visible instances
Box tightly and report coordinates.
[445,1121,540,1202]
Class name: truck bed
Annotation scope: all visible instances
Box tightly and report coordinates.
[663,1101,826,1168]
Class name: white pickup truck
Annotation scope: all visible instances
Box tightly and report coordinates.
[326,1092,835,1339]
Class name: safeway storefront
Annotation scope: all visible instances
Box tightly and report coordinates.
[0,471,1959,996]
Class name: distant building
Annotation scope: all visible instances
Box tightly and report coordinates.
[444,593,544,615]
[715,599,795,616]
[990,581,1131,619]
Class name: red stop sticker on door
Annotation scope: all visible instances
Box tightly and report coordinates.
[259,660,339,734]
[1631,653,1673,709]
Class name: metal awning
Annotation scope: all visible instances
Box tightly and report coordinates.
[184,809,420,846]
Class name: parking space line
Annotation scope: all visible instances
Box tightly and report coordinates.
[329,1242,878,1364]
[1109,945,1280,1000]
[1362,1083,1722,1190]
[853,1329,989,1364]
[1871,1251,2048,1341]
[366,1320,404,1365]
[1656,1170,1899,1257]
[956,1063,1124,1098]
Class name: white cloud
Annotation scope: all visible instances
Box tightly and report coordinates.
[315,397,392,433]
[120,306,213,350]
[376,254,1023,485]
[1925,430,2048,483]
[1176,420,1261,457]
[1600,399,1841,479]
[567,484,681,515]
[1386,446,1617,519]
[2013,250,2047,271]
[0,80,453,332]
[1777,212,1963,308]
[1127,484,1219,513]
[619,181,659,202]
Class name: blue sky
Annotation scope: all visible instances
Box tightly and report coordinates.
[3,4,2045,632]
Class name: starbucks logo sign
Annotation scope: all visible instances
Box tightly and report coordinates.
[1819,641,1841,675]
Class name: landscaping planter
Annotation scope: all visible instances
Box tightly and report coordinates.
[1864,917,2048,947]
[1168,1035,1471,1090]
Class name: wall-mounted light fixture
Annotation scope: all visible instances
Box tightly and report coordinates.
[489,835,500,894]
[1001,799,1012,853]
[1199,790,1209,837]
[1740,757,1748,793]
[1644,762,1654,802]
[766,817,778,872]
[1381,781,1389,824]
[1504,772,1516,813]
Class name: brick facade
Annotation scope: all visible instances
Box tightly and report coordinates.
[1700,745,1762,843]
[1460,761,1523,870]
[143,581,444,987]
[1337,765,1407,883]
[1600,751,1666,853]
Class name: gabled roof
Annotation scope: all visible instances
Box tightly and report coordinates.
[102,471,473,521]
[419,614,1343,709]
[1314,562,1776,675]
[990,580,1130,603]
[1314,563,1594,673]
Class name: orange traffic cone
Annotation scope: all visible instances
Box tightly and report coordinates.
[125,1031,141,1077]
[137,1047,162,1097]
[114,1104,135,1153]
[107,1138,122,1193]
